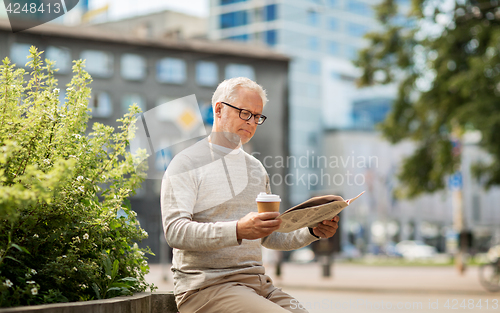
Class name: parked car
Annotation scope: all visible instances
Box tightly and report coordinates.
[395,240,437,260]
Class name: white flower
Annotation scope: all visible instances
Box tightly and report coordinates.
[26,280,35,284]
[77,176,84,181]
[33,234,39,238]
[25,273,32,278]
[31,269,37,275]
[31,287,38,295]
[78,186,85,192]
[82,284,87,289]
[68,155,76,158]
[62,255,67,258]
[73,267,78,272]
[43,159,50,165]
[83,233,89,240]
[53,88,60,93]
[73,134,81,139]
[106,275,112,280]
[3,279,13,288]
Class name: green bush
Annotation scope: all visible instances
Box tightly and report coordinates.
[0,46,153,307]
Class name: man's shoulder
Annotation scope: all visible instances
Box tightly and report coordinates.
[242,150,266,171]
[165,138,210,176]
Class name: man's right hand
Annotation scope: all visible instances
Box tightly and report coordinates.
[236,212,281,240]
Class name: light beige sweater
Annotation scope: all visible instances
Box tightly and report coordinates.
[160,138,318,295]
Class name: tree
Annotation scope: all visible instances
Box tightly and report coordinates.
[0,47,152,307]
[355,0,500,198]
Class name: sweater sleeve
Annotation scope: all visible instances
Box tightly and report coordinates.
[160,156,240,251]
[260,227,319,251]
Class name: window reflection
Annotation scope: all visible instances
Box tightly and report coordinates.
[121,53,146,81]
[89,91,113,118]
[46,46,71,74]
[80,50,114,78]
[156,58,186,84]
[196,61,219,87]
[10,43,32,67]
[225,63,255,80]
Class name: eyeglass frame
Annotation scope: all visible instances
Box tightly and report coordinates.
[220,101,267,125]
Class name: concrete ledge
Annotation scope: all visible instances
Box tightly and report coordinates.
[0,291,177,313]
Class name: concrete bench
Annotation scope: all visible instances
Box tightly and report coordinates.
[0,291,178,313]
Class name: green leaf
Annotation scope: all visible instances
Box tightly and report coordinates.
[103,255,112,276]
[119,277,138,282]
[111,259,119,278]
[10,243,30,254]
[5,256,22,264]
[91,283,102,300]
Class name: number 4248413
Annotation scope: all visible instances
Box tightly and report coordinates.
[443,299,498,310]
[6,2,62,14]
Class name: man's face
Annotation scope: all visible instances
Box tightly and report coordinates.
[215,87,263,145]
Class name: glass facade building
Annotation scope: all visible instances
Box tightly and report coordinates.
[209,0,395,204]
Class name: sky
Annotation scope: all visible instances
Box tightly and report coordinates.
[89,0,210,19]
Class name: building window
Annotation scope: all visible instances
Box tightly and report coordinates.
[80,50,113,78]
[196,61,219,87]
[265,30,277,46]
[156,58,186,84]
[89,91,113,118]
[308,10,319,26]
[225,63,255,80]
[352,98,392,129]
[122,94,145,114]
[220,0,247,5]
[227,34,249,41]
[265,4,277,21]
[46,46,71,74]
[328,17,338,30]
[347,1,373,17]
[308,60,321,75]
[308,36,319,50]
[220,10,248,29]
[328,41,340,56]
[121,53,146,81]
[10,43,32,67]
[347,22,369,37]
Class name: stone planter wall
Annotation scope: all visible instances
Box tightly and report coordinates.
[0,291,177,313]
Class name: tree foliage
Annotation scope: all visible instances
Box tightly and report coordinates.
[355,0,500,197]
[0,47,152,307]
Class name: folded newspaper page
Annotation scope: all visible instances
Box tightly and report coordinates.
[276,192,364,233]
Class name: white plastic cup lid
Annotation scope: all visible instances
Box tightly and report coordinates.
[256,192,281,202]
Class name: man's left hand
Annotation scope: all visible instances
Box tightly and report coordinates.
[312,215,339,238]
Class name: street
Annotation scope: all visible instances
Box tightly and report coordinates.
[289,289,499,313]
[146,262,500,312]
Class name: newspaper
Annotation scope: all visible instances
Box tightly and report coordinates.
[276,192,364,233]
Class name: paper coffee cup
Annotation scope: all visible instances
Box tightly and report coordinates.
[256,192,281,213]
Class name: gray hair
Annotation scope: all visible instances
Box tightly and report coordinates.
[211,77,268,109]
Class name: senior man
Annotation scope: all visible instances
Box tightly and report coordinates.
[161,77,340,313]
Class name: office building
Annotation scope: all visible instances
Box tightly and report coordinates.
[208,0,402,205]
[0,19,290,261]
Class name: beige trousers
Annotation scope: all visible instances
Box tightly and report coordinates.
[176,273,309,313]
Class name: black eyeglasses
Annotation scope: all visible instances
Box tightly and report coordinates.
[221,102,267,125]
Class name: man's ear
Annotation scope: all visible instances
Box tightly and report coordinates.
[214,102,222,117]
